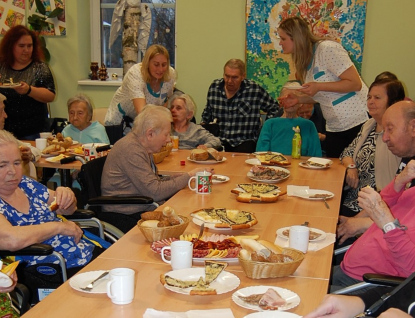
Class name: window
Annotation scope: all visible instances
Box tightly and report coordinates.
[90,0,176,77]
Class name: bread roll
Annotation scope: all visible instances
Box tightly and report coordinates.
[258,240,283,254]
[141,211,162,221]
[239,249,251,260]
[240,239,268,253]
[207,148,223,161]
[190,149,209,161]
[140,220,159,228]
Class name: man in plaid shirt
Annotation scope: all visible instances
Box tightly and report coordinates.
[201,59,281,153]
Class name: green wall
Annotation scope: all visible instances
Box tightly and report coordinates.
[46,0,415,121]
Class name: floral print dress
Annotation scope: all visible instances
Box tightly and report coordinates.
[0,176,94,268]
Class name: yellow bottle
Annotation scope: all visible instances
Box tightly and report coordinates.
[292,126,301,159]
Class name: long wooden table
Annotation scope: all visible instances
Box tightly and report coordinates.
[23,151,345,318]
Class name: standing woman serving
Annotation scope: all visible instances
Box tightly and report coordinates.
[277,17,368,158]
[0,25,55,140]
[105,44,176,132]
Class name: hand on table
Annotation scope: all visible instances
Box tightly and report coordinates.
[302,294,365,318]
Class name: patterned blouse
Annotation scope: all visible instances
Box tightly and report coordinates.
[0,176,94,268]
[341,128,378,212]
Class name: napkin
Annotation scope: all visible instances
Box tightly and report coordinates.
[287,185,309,196]
[275,233,336,252]
[143,308,235,318]
[307,157,333,166]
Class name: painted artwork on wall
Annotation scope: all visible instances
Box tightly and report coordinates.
[246,0,367,99]
[0,0,65,35]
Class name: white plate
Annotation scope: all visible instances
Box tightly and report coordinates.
[163,267,240,295]
[247,167,290,183]
[244,312,301,318]
[82,143,107,148]
[192,217,231,231]
[253,152,282,156]
[0,272,13,288]
[0,83,22,89]
[212,174,230,184]
[276,226,327,242]
[69,270,109,294]
[292,189,334,200]
[282,85,304,90]
[187,157,227,164]
[245,158,261,165]
[192,257,239,265]
[45,155,69,163]
[299,161,332,169]
[232,286,300,311]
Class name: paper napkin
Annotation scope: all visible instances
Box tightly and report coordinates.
[143,308,235,318]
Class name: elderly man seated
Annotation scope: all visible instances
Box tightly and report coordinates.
[62,94,109,144]
[101,105,212,233]
[256,87,322,156]
[330,101,415,293]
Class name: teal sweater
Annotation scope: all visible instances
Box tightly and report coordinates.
[256,117,322,156]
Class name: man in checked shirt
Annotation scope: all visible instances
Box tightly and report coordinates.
[201,59,282,153]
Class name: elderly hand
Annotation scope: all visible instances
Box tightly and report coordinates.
[337,215,372,245]
[59,220,83,244]
[54,187,77,214]
[19,146,32,164]
[302,294,365,318]
[358,187,394,229]
[278,93,300,110]
[197,144,208,150]
[394,160,415,192]
[345,168,359,189]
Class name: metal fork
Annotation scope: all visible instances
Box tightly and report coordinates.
[80,271,109,292]
[323,198,330,209]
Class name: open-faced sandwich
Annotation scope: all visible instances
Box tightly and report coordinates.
[306,157,333,168]
[249,165,290,181]
[238,287,287,310]
[160,260,228,295]
[191,208,258,230]
[255,152,290,166]
[231,183,284,203]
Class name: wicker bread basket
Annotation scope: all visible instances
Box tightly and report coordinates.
[152,143,173,164]
[137,215,189,242]
[238,247,304,279]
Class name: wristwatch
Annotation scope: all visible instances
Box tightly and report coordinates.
[383,219,406,233]
[347,164,356,170]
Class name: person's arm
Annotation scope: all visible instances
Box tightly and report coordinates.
[0,214,83,251]
[255,120,272,152]
[337,214,373,245]
[13,81,55,103]
[393,160,415,193]
[132,97,146,114]
[200,83,216,124]
[303,294,365,318]
[301,66,362,97]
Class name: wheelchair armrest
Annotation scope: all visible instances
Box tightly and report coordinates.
[363,273,405,287]
[65,209,96,219]
[0,243,54,257]
[88,196,154,205]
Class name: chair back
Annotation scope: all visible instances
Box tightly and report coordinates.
[78,156,107,202]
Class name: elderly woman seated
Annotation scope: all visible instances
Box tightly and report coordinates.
[0,130,102,277]
[62,94,110,144]
[256,88,322,156]
[101,105,212,233]
[168,94,222,150]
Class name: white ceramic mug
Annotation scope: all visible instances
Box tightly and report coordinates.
[35,138,47,151]
[83,145,97,161]
[171,136,179,151]
[289,225,309,253]
[39,132,52,139]
[188,171,212,194]
[161,240,193,270]
[106,268,135,305]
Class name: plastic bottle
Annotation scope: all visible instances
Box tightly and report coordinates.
[292,126,302,159]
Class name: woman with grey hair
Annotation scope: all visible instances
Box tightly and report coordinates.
[62,93,109,144]
[101,105,212,232]
[169,94,222,150]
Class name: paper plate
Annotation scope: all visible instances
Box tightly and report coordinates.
[292,189,334,200]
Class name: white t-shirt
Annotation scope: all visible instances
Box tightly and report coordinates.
[105,63,176,125]
[305,40,368,132]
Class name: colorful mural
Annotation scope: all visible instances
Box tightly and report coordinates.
[246,0,367,99]
[0,0,25,34]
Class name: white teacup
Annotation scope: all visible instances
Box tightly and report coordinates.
[188,171,212,194]
[161,240,193,270]
[35,138,47,151]
[106,268,135,305]
[289,225,309,253]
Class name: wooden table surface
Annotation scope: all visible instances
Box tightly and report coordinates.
[22,151,345,318]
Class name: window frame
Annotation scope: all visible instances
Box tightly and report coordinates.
[89,0,176,79]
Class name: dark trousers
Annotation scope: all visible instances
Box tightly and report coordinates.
[223,140,256,153]
[325,123,364,158]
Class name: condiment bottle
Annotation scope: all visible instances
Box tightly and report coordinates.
[292,126,301,159]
